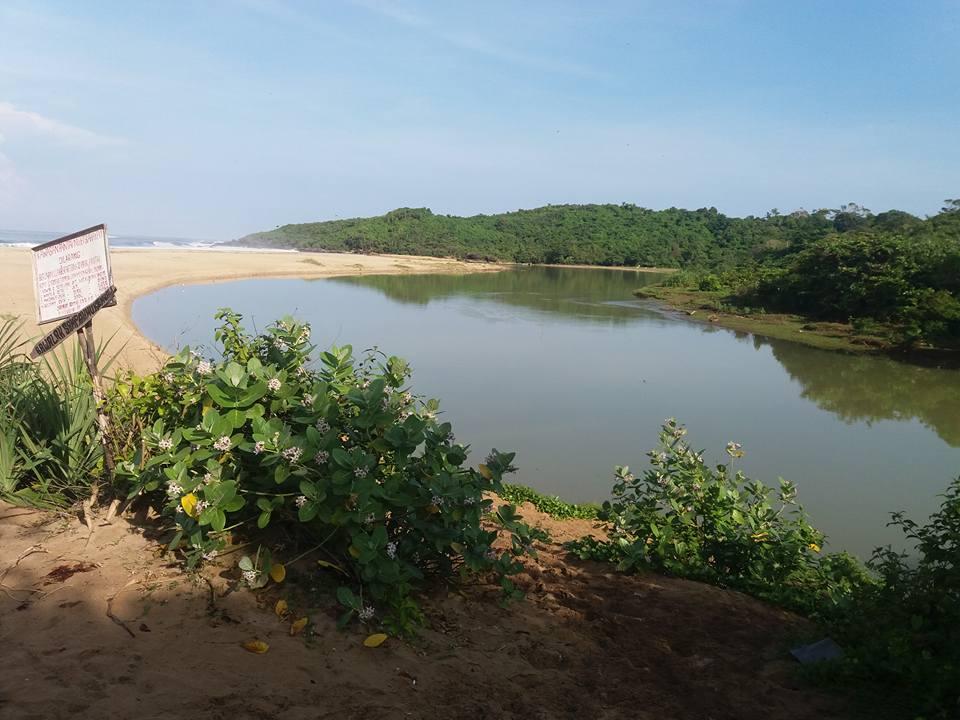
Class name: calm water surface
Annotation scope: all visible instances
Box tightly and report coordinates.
[133,267,960,556]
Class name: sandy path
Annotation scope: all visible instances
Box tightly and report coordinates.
[0,248,501,374]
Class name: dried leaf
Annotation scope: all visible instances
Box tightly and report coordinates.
[290,617,308,636]
[317,559,348,576]
[363,633,388,648]
[181,493,199,518]
[269,563,286,583]
[242,639,269,654]
[274,599,288,618]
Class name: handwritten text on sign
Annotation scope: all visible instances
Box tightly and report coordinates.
[32,225,113,324]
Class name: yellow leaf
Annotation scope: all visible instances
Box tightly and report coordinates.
[290,617,308,636]
[348,546,361,559]
[426,504,440,514]
[808,543,821,553]
[181,493,199,518]
[274,599,288,618]
[450,542,465,554]
[477,464,492,480]
[269,563,286,583]
[242,639,269,654]
[363,633,388,648]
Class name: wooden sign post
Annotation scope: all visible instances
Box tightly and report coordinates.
[30,225,117,486]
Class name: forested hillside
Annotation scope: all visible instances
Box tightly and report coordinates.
[236,201,960,347]
[232,204,837,267]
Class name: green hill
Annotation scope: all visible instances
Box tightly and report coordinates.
[231,204,835,268]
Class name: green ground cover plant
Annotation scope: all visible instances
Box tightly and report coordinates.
[113,309,544,632]
[500,482,599,520]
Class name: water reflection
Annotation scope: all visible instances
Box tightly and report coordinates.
[338,268,960,448]
[329,267,665,325]
[766,338,960,447]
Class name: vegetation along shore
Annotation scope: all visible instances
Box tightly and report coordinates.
[236,200,960,360]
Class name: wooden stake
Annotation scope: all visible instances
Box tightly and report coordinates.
[77,319,115,489]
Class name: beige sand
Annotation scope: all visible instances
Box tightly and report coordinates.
[0,500,851,720]
[0,247,501,374]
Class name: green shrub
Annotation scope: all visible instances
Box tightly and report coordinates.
[0,317,105,507]
[697,273,724,291]
[568,419,869,615]
[828,480,960,717]
[117,309,543,632]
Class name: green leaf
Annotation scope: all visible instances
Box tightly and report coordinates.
[298,503,319,522]
[336,586,360,610]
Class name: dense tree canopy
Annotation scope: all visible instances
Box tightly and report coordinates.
[234,204,821,268]
[235,201,960,347]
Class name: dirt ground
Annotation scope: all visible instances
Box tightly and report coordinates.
[0,500,857,720]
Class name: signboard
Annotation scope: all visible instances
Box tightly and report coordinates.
[31,224,113,325]
[30,286,117,359]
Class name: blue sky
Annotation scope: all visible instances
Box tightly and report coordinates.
[0,0,957,239]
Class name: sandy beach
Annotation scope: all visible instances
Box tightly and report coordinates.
[0,247,501,374]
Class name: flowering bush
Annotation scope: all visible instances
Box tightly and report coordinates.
[569,419,868,615]
[117,309,542,631]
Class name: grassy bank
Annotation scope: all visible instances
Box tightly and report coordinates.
[636,285,908,355]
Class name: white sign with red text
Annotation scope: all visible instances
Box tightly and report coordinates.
[32,224,113,324]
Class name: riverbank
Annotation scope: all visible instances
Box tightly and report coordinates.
[0,247,503,374]
[0,498,858,720]
[636,284,960,365]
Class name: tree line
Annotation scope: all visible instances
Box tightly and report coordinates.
[235,200,960,347]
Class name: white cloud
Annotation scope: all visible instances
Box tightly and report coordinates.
[0,101,125,149]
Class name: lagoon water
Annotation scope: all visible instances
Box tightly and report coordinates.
[133,267,960,557]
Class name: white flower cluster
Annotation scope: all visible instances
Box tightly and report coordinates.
[431,494,444,507]
[358,606,375,621]
[195,499,210,513]
[386,541,397,559]
[267,377,282,392]
[166,483,183,497]
[196,360,212,376]
[273,339,289,352]
[302,394,315,407]
[213,436,232,452]
[253,440,265,455]
[202,472,215,484]
[314,450,329,464]
[163,372,174,383]
[282,446,303,463]
[157,437,173,451]
[295,495,308,508]
[242,570,259,585]
[202,550,218,561]
[353,467,368,479]
[315,418,330,433]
